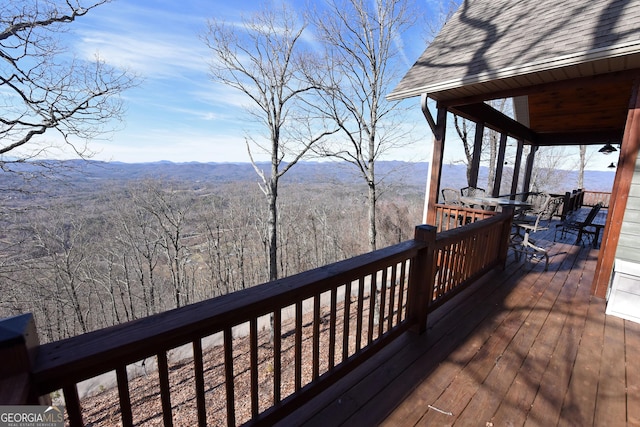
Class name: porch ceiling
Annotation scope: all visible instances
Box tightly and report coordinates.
[441,70,639,146]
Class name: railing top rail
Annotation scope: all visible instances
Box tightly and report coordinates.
[33,238,425,393]
[434,210,510,246]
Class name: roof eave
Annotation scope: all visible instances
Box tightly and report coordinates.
[386,40,640,102]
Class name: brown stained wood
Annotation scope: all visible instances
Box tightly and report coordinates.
[594,314,627,427]
[387,264,398,332]
[459,245,586,426]
[157,351,173,427]
[557,297,604,427]
[250,318,258,418]
[368,274,376,345]
[223,327,235,427]
[426,106,447,225]
[493,248,585,426]
[593,78,640,298]
[281,238,640,427]
[273,309,282,404]
[527,78,633,133]
[115,366,133,427]
[342,282,351,363]
[328,289,337,370]
[396,261,407,325]
[420,264,556,426]
[63,384,83,427]
[356,277,365,351]
[378,268,388,337]
[626,320,640,426]
[518,252,589,426]
[295,301,303,392]
[32,238,424,394]
[382,257,547,426]
[313,295,320,381]
[192,339,207,427]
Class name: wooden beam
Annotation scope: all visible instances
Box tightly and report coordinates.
[421,94,438,138]
[493,133,508,197]
[451,102,538,143]
[592,78,640,298]
[424,106,447,225]
[535,130,624,146]
[469,122,484,187]
[522,145,537,196]
[438,70,640,109]
[510,140,524,198]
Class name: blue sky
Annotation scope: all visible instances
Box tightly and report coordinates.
[62,0,440,164]
[57,0,615,171]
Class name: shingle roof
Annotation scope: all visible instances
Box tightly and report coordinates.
[388,0,640,101]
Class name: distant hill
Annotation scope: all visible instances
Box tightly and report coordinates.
[2,159,615,194]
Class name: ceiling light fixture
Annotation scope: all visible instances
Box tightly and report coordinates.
[608,162,616,169]
[599,143,617,155]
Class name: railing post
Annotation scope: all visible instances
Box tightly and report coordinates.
[0,313,47,405]
[407,225,437,334]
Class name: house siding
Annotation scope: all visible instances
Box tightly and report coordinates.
[616,161,640,264]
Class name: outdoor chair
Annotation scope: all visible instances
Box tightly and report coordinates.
[460,186,486,198]
[511,195,563,271]
[515,192,550,218]
[460,186,488,209]
[554,203,603,246]
[441,188,461,205]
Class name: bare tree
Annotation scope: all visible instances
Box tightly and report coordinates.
[311,0,417,251]
[203,4,336,281]
[578,145,587,189]
[0,0,135,168]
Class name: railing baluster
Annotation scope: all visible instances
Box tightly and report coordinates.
[193,339,207,427]
[312,294,320,380]
[295,301,303,391]
[273,309,282,404]
[157,351,173,427]
[397,260,407,324]
[367,273,376,345]
[62,384,83,427]
[250,318,258,418]
[329,288,337,369]
[355,277,365,351]
[388,264,397,330]
[116,366,133,427]
[378,266,388,337]
[342,282,351,362]
[224,326,235,427]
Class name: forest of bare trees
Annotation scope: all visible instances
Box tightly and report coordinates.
[0,168,422,343]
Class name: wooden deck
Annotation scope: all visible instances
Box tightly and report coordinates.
[277,223,640,426]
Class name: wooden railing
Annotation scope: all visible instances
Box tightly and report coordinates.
[433,204,497,232]
[583,190,611,208]
[1,212,513,427]
[551,190,584,220]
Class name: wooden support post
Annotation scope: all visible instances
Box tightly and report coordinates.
[593,77,640,298]
[493,133,508,197]
[510,139,524,198]
[407,225,437,334]
[423,100,447,225]
[522,145,538,197]
[0,313,47,405]
[469,122,484,187]
[497,207,514,268]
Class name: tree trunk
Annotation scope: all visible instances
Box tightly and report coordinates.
[268,177,279,282]
[368,181,377,252]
